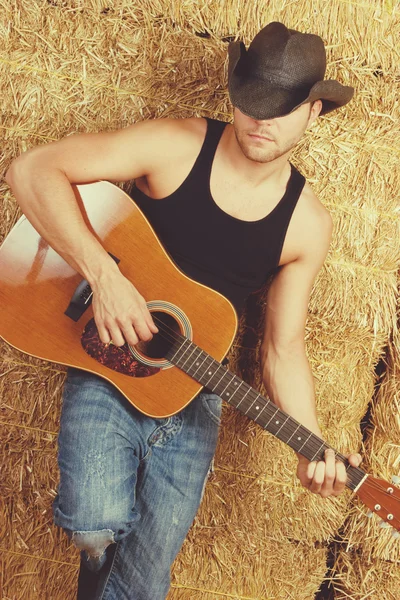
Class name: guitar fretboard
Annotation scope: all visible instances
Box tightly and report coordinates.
[166,336,366,492]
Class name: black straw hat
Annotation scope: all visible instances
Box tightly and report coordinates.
[228,22,354,120]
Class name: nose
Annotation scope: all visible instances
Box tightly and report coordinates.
[252,117,274,126]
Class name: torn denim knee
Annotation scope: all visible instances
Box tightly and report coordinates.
[72,528,115,572]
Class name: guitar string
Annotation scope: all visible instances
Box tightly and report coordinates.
[360,485,400,508]
[148,325,397,492]
[146,317,345,450]
[136,317,398,494]
[143,317,367,484]
[136,315,369,487]
[360,479,400,499]
[125,317,399,499]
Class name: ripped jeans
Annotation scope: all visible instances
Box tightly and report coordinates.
[53,368,222,600]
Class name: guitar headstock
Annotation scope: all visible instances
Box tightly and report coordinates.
[355,475,400,534]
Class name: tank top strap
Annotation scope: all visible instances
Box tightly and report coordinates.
[288,163,306,195]
[191,118,227,177]
[277,163,306,217]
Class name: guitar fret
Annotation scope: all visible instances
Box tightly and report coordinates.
[276,420,310,448]
[201,356,220,385]
[285,424,301,446]
[245,393,262,416]
[206,366,227,389]
[178,344,199,370]
[235,387,251,408]
[185,347,205,375]
[297,433,312,454]
[265,411,295,442]
[196,356,215,384]
[264,408,279,429]
[202,360,223,387]
[310,442,326,462]
[219,373,237,397]
[213,373,228,389]
[253,401,268,422]
[228,380,244,403]
[166,336,345,475]
[189,352,210,378]
[169,338,191,364]
[275,415,290,437]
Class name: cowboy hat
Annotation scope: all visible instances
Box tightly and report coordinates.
[228,21,354,120]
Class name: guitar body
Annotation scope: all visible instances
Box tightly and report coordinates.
[0,181,237,417]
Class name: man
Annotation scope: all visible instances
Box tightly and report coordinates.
[5,21,362,600]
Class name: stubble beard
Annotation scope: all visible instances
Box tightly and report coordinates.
[233,124,304,164]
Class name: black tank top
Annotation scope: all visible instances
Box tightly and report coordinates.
[131,118,305,316]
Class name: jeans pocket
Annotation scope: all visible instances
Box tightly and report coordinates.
[200,393,222,425]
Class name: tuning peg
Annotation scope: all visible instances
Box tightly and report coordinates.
[366,511,374,518]
[392,530,400,539]
[379,521,392,529]
[391,475,400,486]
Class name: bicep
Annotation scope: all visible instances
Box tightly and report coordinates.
[261,213,333,354]
[7,118,182,185]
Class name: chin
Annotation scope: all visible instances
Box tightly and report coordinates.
[242,146,281,163]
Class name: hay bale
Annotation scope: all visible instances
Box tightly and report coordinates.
[0,424,79,599]
[0,426,76,563]
[0,344,65,431]
[326,335,399,599]
[171,472,329,599]
[330,551,400,600]
[0,553,78,600]
[216,319,385,543]
[334,343,400,564]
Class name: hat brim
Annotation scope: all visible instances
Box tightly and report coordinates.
[228,40,354,119]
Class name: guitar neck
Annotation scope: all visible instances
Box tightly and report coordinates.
[166,336,367,492]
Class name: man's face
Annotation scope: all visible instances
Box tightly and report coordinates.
[232,101,322,164]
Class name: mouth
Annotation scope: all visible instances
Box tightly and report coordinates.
[248,133,274,142]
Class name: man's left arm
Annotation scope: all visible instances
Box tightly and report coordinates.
[260,208,361,498]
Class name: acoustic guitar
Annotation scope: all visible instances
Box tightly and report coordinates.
[0,180,399,534]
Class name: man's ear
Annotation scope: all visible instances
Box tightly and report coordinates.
[309,100,323,124]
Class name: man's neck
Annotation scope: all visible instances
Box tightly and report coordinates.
[223,123,291,188]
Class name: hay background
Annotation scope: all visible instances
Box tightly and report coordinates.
[328,308,400,599]
[1,1,399,599]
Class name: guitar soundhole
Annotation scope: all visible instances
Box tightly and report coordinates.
[136,311,181,360]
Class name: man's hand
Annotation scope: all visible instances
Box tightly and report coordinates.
[296,449,363,498]
[92,269,158,347]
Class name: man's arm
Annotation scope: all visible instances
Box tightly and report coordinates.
[4,118,200,347]
[260,206,361,497]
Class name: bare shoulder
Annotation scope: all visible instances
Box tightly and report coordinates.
[300,182,332,240]
[138,115,206,135]
[281,179,333,267]
[127,116,208,173]
[129,116,207,154]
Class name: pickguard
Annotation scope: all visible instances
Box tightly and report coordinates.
[81,318,160,377]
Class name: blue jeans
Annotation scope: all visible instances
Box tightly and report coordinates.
[53,368,222,599]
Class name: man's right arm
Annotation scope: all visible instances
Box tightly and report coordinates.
[5,118,189,346]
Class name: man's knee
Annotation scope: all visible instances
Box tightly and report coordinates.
[72,528,115,558]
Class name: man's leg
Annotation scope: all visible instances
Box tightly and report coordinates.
[98,390,222,600]
[53,368,148,571]
[53,368,221,600]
